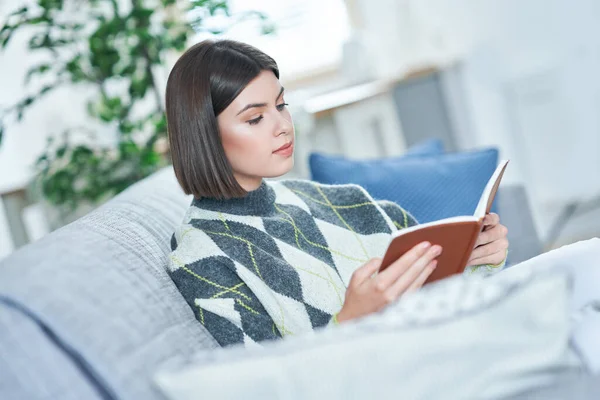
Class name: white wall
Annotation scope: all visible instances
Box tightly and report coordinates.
[350,0,600,242]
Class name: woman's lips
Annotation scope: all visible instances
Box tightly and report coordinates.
[273,141,294,156]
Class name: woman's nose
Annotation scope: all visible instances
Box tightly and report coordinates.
[274,110,293,136]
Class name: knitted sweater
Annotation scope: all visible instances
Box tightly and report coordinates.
[168,179,503,348]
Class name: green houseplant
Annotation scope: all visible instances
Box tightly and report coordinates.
[0,0,273,220]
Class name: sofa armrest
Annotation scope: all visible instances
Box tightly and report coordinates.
[498,184,542,266]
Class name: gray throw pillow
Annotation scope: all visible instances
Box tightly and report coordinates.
[154,267,584,400]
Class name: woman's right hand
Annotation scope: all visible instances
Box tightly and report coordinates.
[336,241,442,323]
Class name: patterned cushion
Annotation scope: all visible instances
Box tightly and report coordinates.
[154,267,582,400]
[309,147,499,224]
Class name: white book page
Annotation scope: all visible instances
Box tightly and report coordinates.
[473,160,510,220]
[391,215,479,239]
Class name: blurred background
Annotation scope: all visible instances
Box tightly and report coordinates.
[1,0,600,261]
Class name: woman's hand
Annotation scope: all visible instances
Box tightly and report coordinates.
[466,213,509,267]
[336,242,442,323]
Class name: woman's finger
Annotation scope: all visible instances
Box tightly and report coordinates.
[471,235,508,259]
[467,249,506,266]
[404,259,438,294]
[351,257,382,286]
[468,239,508,265]
[384,247,441,298]
[475,224,507,247]
[377,242,434,287]
[483,213,500,227]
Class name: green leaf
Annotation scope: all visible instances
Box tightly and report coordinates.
[118,140,140,159]
[9,6,28,17]
[25,64,51,83]
[0,26,14,48]
[97,96,124,122]
[140,149,160,167]
[39,0,64,11]
[118,120,135,134]
[28,16,49,25]
[130,7,153,23]
[65,56,86,82]
[128,75,150,99]
[28,33,48,49]
[40,85,54,95]
[154,115,167,134]
[70,145,93,164]
[261,22,276,35]
[207,1,229,15]
[56,144,68,158]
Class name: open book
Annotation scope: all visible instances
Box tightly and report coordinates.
[379,160,509,284]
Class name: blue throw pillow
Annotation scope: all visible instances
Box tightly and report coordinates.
[402,138,445,157]
[309,147,499,224]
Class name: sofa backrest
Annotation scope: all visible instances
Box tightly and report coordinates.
[0,167,218,400]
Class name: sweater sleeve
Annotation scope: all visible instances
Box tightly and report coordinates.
[464,250,508,276]
[168,234,281,348]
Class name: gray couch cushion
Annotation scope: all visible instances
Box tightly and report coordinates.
[154,269,583,400]
[0,167,218,400]
[0,300,103,400]
[497,184,542,265]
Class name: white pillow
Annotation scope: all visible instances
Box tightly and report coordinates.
[154,267,583,400]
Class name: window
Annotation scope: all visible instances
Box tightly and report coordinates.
[192,0,351,83]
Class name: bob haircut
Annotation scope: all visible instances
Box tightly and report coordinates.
[166,39,279,199]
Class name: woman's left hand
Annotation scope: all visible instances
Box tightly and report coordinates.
[466,213,509,266]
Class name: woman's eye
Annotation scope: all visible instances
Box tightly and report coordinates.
[248,116,263,125]
[276,102,289,111]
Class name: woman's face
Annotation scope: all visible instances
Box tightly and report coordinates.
[217,70,295,191]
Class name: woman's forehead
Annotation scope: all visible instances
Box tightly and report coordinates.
[235,70,282,103]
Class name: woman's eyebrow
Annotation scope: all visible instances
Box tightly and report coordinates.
[236,87,285,116]
[236,102,267,115]
[276,86,285,101]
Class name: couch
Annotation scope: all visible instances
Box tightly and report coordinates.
[0,166,596,399]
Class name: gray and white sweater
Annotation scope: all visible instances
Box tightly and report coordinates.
[168,179,501,348]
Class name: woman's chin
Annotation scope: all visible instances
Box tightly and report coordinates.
[266,158,295,178]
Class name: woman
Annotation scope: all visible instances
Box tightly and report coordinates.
[165,39,511,348]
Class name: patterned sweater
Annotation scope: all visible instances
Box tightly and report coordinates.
[168,179,502,348]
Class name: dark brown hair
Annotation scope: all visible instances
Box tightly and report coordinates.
[166,39,279,199]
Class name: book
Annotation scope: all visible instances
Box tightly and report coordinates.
[379,160,510,284]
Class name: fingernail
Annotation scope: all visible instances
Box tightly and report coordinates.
[432,245,443,255]
[421,241,431,249]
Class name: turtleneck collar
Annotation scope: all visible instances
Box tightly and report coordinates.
[191,180,277,216]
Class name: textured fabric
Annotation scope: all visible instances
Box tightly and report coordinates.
[0,167,218,400]
[498,238,600,374]
[154,266,583,400]
[0,301,103,400]
[168,179,418,348]
[309,147,499,223]
[495,184,542,265]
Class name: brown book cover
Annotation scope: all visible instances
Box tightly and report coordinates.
[379,160,509,285]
